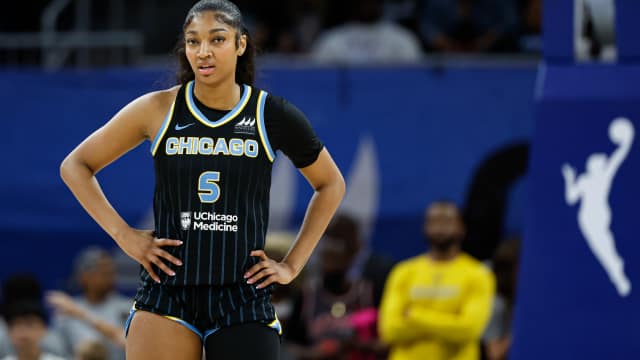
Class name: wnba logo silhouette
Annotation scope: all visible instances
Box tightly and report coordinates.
[562,117,634,297]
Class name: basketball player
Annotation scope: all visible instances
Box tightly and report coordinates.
[59,1,345,359]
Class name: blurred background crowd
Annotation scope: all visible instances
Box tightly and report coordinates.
[2,0,637,360]
[2,0,537,359]
[0,0,541,68]
[0,209,520,360]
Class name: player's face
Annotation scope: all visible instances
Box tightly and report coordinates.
[184,11,246,86]
[424,203,465,247]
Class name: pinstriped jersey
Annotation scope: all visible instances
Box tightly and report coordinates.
[147,81,277,286]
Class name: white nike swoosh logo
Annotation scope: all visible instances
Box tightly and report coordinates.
[175,123,195,131]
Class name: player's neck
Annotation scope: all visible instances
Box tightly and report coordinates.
[193,78,240,110]
[428,246,460,262]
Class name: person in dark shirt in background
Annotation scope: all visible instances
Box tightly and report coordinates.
[287,214,385,360]
[420,0,519,52]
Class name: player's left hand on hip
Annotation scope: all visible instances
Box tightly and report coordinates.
[245,250,295,289]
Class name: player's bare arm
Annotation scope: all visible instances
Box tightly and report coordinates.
[60,87,182,283]
[244,148,345,288]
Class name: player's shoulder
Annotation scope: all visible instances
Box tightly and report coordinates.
[457,253,493,279]
[254,90,294,121]
[244,84,290,105]
[254,88,284,108]
[138,85,181,110]
[393,254,427,273]
[118,85,181,121]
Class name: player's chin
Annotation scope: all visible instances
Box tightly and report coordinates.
[194,71,214,80]
[193,71,223,85]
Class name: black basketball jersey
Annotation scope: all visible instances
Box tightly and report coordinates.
[148,81,277,286]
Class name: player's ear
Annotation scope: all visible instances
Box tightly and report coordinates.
[237,34,247,56]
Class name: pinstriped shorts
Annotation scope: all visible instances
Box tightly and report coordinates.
[125,281,281,342]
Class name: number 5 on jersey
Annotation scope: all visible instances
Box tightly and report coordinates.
[198,171,220,203]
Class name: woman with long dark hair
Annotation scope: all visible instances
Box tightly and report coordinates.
[59,1,345,359]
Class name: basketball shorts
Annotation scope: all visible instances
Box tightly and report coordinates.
[124,280,282,342]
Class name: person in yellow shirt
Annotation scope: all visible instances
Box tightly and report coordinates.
[378,201,495,360]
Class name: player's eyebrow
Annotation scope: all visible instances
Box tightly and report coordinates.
[186,28,229,35]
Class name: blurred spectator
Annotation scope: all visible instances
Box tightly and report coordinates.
[420,0,519,52]
[483,238,521,360]
[46,247,129,360]
[1,300,66,360]
[339,213,395,308]
[383,0,418,23]
[358,251,395,309]
[287,215,383,359]
[311,0,422,63]
[239,0,325,54]
[378,201,495,360]
[73,340,108,360]
[381,0,422,39]
[45,292,124,351]
[243,0,300,53]
[518,0,542,52]
[295,0,326,52]
[0,274,66,359]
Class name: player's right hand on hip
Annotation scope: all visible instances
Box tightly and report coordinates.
[118,228,183,283]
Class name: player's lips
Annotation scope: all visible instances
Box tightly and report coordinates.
[198,64,216,75]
